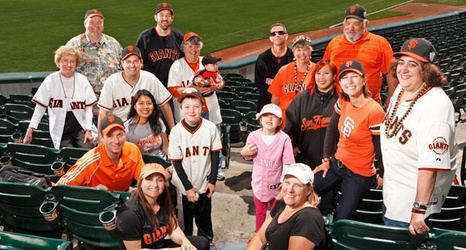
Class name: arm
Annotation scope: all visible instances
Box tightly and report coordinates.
[83,104,95,146]
[372,135,383,188]
[246,214,272,250]
[271,95,279,105]
[408,170,437,236]
[384,73,398,109]
[159,103,175,129]
[240,144,258,160]
[161,132,169,156]
[97,109,109,144]
[205,151,219,198]
[23,104,46,144]
[288,236,316,250]
[313,111,339,177]
[169,225,196,249]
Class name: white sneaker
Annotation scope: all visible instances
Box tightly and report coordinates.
[217,172,225,181]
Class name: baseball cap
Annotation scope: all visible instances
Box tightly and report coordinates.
[122,46,142,61]
[140,163,168,179]
[100,115,125,135]
[291,35,312,48]
[202,54,221,66]
[84,9,104,20]
[178,88,203,104]
[281,163,314,185]
[393,38,437,63]
[345,4,367,21]
[183,32,202,43]
[338,60,365,79]
[156,2,174,14]
[256,103,282,119]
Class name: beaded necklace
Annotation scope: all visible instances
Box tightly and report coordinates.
[59,74,75,99]
[384,84,428,138]
[293,62,311,93]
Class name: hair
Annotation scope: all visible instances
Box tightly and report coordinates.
[308,59,340,95]
[181,36,204,51]
[292,37,313,51]
[270,23,287,33]
[388,59,448,88]
[339,72,371,101]
[127,89,163,135]
[135,171,178,234]
[276,179,321,207]
[54,45,82,67]
[258,115,281,133]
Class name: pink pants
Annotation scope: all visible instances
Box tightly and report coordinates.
[253,195,277,232]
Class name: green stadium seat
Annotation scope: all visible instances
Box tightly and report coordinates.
[58,146,89,169]
[245,111,260,132]
[217,91,239,106]
[142,153,171,168]
[3,103,33,124]
[433,230,466,249]
[230,100,257,115]
[0,230,70,250]
[0,119,19,143]
[428,185,466,231]
[221,108,244,143]
[351,188,384,225]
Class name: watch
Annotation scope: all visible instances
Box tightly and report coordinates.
[413,201,427,210]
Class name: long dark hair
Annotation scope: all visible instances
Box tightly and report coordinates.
[127,89,163,135]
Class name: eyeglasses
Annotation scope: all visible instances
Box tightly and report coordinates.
[270,31,286,36]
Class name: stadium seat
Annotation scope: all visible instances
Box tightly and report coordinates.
[245,111,260,132]
[0,229,70,250]
[30,129,54,148]
[230,100,257,116]
[433,230,466,249]
[217,91,240,106]
[428,185,466,231]
[142,153,171,168]
[0,119,20,143]
[243,92,260,102]
[225,73,244,79]
[0,182,63,238]
[50,185,124,249]
[351,188,384,225]
[3,103,33,124]
[330,219,425,250]
[221,108,244,143]
[58,146,89,169]
[233,86,257,97]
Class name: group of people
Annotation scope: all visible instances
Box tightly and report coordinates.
[18,2,459,249]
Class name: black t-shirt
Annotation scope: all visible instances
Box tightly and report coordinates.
[265,200,326,249]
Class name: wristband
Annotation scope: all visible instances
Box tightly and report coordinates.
[413,201,428,210]
[411,208,426,214]
[322,158,331,163]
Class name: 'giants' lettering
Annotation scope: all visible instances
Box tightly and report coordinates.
[148,48,181,62]
[185,146,210,157]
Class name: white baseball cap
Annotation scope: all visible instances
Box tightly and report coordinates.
[256,103,282,119]
[281,163,314,185]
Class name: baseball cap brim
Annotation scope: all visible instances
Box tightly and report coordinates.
[102,124,125,136]
[338,68,364,79]
[345,15,364,21]
[87,13,104,19]
[393,51,428,63]
[122,52,142,61]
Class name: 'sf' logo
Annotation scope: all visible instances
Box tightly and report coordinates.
[407,40,418,50]
[108,116,115,123]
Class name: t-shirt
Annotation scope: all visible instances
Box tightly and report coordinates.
[125,118,167,159]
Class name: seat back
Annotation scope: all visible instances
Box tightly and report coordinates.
[351,188,384,224]
[58,147,89,169]
[0,182,63,237]
[3,103,34,124]
[429,185,466,231]
[433,230,466,249]
[330,219,424,250]
[0,230,70,250]
[142,153,171,167]
[0,119,19,143]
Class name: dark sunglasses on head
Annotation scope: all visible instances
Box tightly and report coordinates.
[270,31,286,36]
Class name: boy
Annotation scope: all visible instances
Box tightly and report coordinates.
[192,54,224,97]
[168,88,223,245]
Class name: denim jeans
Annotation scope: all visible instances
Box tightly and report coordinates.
[313,158,375,221]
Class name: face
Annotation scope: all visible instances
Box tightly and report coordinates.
[339,71,366,97]
[134,95,154,120]
[84,16,104,37]
[315,65,335,92]
[204,63,217,72]
[259,114,281,132]
[343,18,365,42]
[180,98,202,126]
[142,173,165,200]
[103,128,126,156]
[122,55,143,78]
[155,10,174,31]
[293,46,312,65]
[281,176,309,208]
[269,25,288,46]
[183,41,201,63]
[59,53,78,78]
[396,56,424,93]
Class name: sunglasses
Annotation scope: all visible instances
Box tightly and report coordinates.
[270,31,286,36]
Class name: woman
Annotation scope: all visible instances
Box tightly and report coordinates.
[284,59,340,216]
[268,35,316,128]
[116,163,210,250]
[381,38,457,236]
[313,60,385,221]
[23,45,96,149]
[125,89,169,160]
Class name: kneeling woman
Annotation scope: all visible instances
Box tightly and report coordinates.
[116,164,209,250]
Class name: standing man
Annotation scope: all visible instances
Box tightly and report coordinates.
[67,9,122,100]
[254,23,294,112]
[136,2,184,88]
[323,4,396,107]
[97,45,174,142]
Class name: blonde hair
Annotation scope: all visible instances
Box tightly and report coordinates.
[54,45,82,68]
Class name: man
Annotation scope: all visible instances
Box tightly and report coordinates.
[254,23,294,112]
[136,2,184,88]
[57,115,144,192]
[67,9,122,98]
[323,4,396,107]
[97,45,175,142]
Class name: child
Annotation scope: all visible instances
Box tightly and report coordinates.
[193,54,224,98]
[168,88,223,244]
[240,104,295,231]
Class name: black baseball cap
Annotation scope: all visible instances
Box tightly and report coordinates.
[345,4,367,21]
[100,115,125,135]
[122,46,142,61]
[178,88,203,104]
[84,9,104,20]
[202,54,221,66]
[394,38,437,63]
[338,60,365,79]
[156,2,174,14]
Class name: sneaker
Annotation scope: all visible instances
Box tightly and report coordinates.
[217,172,225,181]
[209,242,217,250]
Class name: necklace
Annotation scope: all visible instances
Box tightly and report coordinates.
[294,62,311,93]
[59,74,75,99]
[384,84,428,138]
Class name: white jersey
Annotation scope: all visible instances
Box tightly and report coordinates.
[167,57,222,124]
[31,71,97,149]
[381,85,457,223]
[98,70,172,121]
[168,118,223,195]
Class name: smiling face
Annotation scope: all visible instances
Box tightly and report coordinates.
[59,53,78,78]
[293,45,312,65]
[180,97,202,126]
[315,65,335,92]
[122,55,143,78]
[155,10,174,31]
[269,25,288,46]
[339,71,366,98]
[142,173,166,201]
[396,56,424,93]
[102,128,126,157]
[281,175,309,209]
[183,41,201,63]
[84,16,104,38]
[343,18,365,42]
[134,95,154,121]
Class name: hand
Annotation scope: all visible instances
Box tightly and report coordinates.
[83,130,95,147]
[180,239,197,250]
[23,128,33,144]
[241,144,258,159]
[199,85,215,95]
[186,188,199,203]
[313,161,330,178]
[374,175,383,189]
[409,213,429,236]
[166,165,174,179]
[293,147,301,157]
[205,183,216,198]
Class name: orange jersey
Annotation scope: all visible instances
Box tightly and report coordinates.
[334,98,384,176]
[268,61,316,127]
[57,142,144,191]
[323,31,395,103]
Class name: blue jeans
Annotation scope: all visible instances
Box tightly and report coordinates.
[313,158,375,221]
[383,204,410,227]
